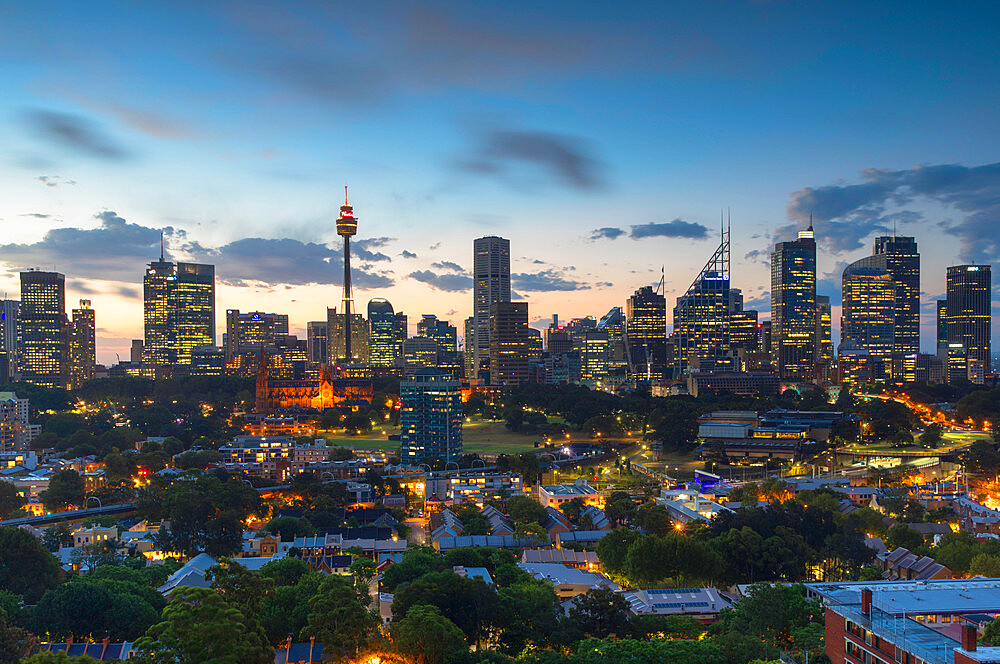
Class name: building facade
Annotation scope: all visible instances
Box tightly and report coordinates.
[143,257,216,366]
[673,229,732,374]
[490,301,529,386]
[841,262,895,380]
[473,236,511,377]
[945,265,991,378]
[771,227,817,381]
[626,286,667,380]
[224,310,289,363]
[368,299,398,367]
[400,367,463,466]
[873,236,920,355]
[68,299,96,388]
[18,270,67,388]
[327,309,369,364]
[306,321,328,364]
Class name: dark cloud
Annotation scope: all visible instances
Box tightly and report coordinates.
[431,261,464,272]
[352,236,394,262]
[788,162,1000,259]
[511,269,595,292]
[20,213,51,219]
[36,175,76,187]
[590,227,625,240]
[24,110,131,160]
[457,127,604,190]
[67,280,98,295]
[630,219,709,240]
[116,285,139,299]
[401,250,418,258]
[408,270,473,292]
[0,210,392,288]
[429,242,441,250]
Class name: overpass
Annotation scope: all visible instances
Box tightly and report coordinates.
[0,502,138,528]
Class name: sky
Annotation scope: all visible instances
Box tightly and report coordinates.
[1,1,999,365]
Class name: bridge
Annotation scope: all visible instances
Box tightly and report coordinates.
[0,502,138,528]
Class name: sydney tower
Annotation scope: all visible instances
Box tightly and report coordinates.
[337,186,358,361]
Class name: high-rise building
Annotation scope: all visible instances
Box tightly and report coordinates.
[224,310,289,362]
[368,299,398,367]
[771,226,817,381]
[0,300,19,370]
[946,264,991,376]
[580,330,609,386]
[597,307,627,370]
[417,315,457,356]
[191,346,225,377]
[527,328,543,363]
[626,286,667,380]
[841,263,895,379]
[130,339,144,364]
[936,300,948,349]
[674,227,732,374]
[730,310,760,352]
[873,236,920,354]
[402,337,440,369]
[815,295,833,369]
[546,317,572,355]
[565,316,597,351]
[400,367,463,466]
[327,308,369,364]
[306,321,328,364]
[18,270,67,388]
[143,253,215,366]
[463,316,476,379]
[68,300,96,389]
[489,301,528,386]
[473,236,511,375]
[394,312,408,357]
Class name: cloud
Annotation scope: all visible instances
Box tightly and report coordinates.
[428,242,441,250]
[20,213,51,219]
[457,127,604,190]
[24,110,131,160]
[352,236,394,262]
[511,269,598,292]
[408,270,473,292]
[36,175,76,187]
[630,219,709,240]
[400,250,417,258]
[590,227,625,240]
[0,210,393,289]
[787,161,1000,259]
[116,285,139,298]
[431,261,464,272]
[742,292,770,311]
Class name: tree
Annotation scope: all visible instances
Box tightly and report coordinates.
[135,586,273,664]
[983,616,1000,646]
[391,604,467,664]
[567,588,630,639]
[506,496,547,525]
[919,423,944,449]
[718,583,822,650]
[258,572,322,646]
[39,470,85,511]
[572,638,726,664]
[560,497,586,524]
[19,653,101,664]
[264,516,316,541]
[206,560,274,621]
[885,523,924,551]
[260,557,311,587]
[0,526,62,603]
[494,579,560,654]
[0,481,24,519]
[603,491,636,526]
[0,607,30,664]
[596,528,640,576]
[969,553,1000,577]
[391,571,497,646]
[299,575,377,655]
[380,548,442,592]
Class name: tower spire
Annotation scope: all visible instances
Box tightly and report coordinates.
[345,184,349,205]
[160,231,164,262]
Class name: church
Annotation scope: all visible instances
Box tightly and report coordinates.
[254,351,373,413]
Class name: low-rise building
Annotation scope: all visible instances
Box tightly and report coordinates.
[623,587,734,623]
[538,480,603,508]
[73,526,118,548]
[878,547,952,580]
[517,562,618,600]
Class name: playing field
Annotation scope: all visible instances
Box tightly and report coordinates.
[320,419,637,456]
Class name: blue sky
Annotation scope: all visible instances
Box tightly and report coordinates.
[1,1,998,363]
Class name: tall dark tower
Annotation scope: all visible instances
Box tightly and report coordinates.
[337,186,358,361]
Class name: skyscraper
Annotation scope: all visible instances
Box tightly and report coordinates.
[489,301,528,386]
[394,312,408,357]
[68,299,96,389]
[143,252,215,366]
[841,262,895,379]
[815,295,833,369]
[771,226,817,381]
[597,307,627,370]
[463,316,476,379]
[873,236,920,354]
[673,226,731,373]
[336,187,358,361]
[306,321,328,364]
[0,300,19,371]
[417,315,458,356]
[625,286,667,380]
[936,300,948,349]
[580,330,609,386]
[327,307,369,364]
[473,236,511,376]
[224,310,289,362]
[400,367,463,466]
[18,270,67,388]
[946,265,991,375]
[368,298,398,366]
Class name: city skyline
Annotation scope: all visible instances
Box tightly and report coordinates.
[1,3,999,364]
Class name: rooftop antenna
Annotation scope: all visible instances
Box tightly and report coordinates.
[159,231,165,262]
[345,184,349,205]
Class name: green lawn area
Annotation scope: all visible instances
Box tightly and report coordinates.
[841,430,990,454]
